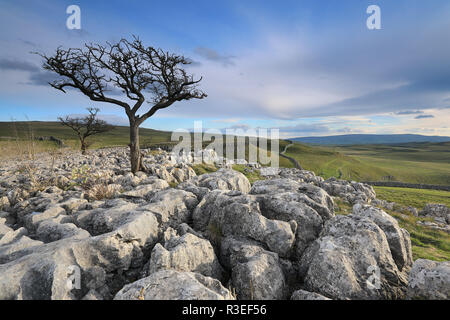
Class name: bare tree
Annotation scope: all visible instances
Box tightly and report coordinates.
[35,36,206,173]
[58,107,113,155]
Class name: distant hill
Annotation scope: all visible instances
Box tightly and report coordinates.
[291,134,450,145]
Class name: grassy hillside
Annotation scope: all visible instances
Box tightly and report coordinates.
[292,133,450,145]
[0,121,290,167]
[0,121,173,148]
[2,121,448,185]
[284,141,450,185]
[374,186,450,209]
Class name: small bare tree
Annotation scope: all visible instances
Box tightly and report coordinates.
[35,36,206,173]
[58,107,113,154]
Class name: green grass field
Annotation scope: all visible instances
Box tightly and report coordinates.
[284,141,450,185]
[0,121,173,150]
[3,122,448,186]
[372,187,450,261]
[374,186,450,209]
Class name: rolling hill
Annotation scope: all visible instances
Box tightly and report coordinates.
[283,141,450,185]
[291,134,450,145]
[1,121,448,185]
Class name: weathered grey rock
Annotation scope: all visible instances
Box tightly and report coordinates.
[186,169,251,193]
[36,220,90,243]
[74,199,139,235]
[255,192,324,257]
[0,229,44,264]
[232,252,286,300]
[0,220,12,239]
[290,289,331,300]
[0,227,28,246]
[74,205,159,254]
[352,203,413,273]
[259,167,280,177]
[0,211,15,225]
[251,179,334,217]
[169,165,197,183]
[176,223,204,239]
[7,188,28,206]
[407,259,450,300]
[371,199,396,211]
[416,220,450,233]
[0,206,160,299]
[138,189,198,229]
[148,231,225,281]
[0,196,10,211]
[281,168,324,184]
[250,179,334,257]
[1,146,441,301]
[220,237,287,300]
[419,204,450,225]
[115,173,142,188]
[24,206,66,230]
[120,178,169,199]
[250,178,303,195]
[58,198,88,214]
[114,270,235,300]
[406,206,418,216]
[321,178,376,204]
[153,166,178,184]
[299,214,410,300]
[176,182,211,201]
[193,190,295,257]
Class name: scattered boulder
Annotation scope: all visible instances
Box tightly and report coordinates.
[250,178,334,257]
[419,204,450,225]
[58,198,88,214]
[148,231,225,281]
[138,189,198,229]
[0,147,445,301]
[73,199,139,236]
[321,177,376,204]
[220,237,288,300]
[24,206,66,231]
[0,204,160,299]
[299,212,410,300]
[193,190,295,258]
[36,220,90,243]
[407,259,450,300]
[120,178,169,199]
[416,220,450,233]
[0,228,44,264]
[0,219,13,239]
[277,168,324,185]
[352,203,413,273]
[184,169,251,193]
[114,270,235,300]
[0,196,10,211]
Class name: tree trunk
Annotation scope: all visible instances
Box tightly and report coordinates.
[129,122,141,174]
[80,138,87,155]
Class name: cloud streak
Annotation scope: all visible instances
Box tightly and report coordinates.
[0,58,39,72]
[194,47,235,67]
[415,114,434,119]
[395,110,424,115]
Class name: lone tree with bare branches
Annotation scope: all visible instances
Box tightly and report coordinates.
[59,107,113,155]
[35,36,206,173]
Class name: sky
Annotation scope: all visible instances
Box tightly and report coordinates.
[0,0,449,138]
